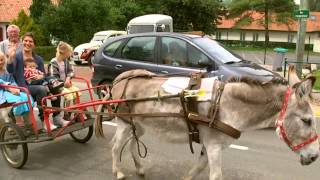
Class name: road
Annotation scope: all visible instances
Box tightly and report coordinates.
[0,121,319,180]
[0,82,320,180]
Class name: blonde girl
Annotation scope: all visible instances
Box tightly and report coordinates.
[48,41,80,125]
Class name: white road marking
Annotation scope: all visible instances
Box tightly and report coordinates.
[229,144,249,150]
[102,121,250,151]
[103,121,118,126]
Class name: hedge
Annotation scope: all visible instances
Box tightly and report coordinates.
[34,46,56,62]
[217,40,313,50]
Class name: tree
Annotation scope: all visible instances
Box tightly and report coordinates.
[227,0,296,63]
[12,10,46,45]
[40,0,114,46]
[29,0,51,22]
[308,0,320,11]
[135,0,226,34]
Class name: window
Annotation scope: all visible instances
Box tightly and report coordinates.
[240,32,246,41]
[287,33,294,43]
[160,37,187,67]
[216,31,222,40]
[253,33,259,41]
[103,40,123,57]
[187,45,210,68]
[121,36,156,62]
[128,25,154,34]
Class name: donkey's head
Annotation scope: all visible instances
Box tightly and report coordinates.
[277,65,319,165]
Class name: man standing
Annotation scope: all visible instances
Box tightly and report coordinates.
[0,25,23,73]
[0,24,23,64]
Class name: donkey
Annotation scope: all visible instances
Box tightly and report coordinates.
[95,67,319,180]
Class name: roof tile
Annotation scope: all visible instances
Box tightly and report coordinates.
[218,11,320,32]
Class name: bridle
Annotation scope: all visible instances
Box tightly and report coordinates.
[276,87,319,151]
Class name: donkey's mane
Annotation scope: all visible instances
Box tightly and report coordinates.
[227,76,288,87]
[225,76,288,107]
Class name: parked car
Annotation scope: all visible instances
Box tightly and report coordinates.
[91,32,281,95]
[72,30,126,65]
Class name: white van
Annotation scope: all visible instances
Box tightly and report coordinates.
[127,14,173,34]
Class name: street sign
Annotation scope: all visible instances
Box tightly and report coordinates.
[294,9,310,18]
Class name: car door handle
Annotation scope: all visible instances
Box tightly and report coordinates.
[115,64,123,69]
[161,71,169,74]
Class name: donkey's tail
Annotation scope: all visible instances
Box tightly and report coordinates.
[95,94,110,138]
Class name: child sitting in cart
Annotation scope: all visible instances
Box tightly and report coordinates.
[48,41,81,120]
[0,52,34,126]
[24,58,64,100]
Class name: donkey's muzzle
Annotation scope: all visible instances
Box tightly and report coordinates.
[300,154,319,165]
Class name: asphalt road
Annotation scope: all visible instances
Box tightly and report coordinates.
[0,122,319,180]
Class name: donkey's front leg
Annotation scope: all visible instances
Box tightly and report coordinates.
[183,145,208,180]
[129,123,145,176]
[112,121,132,179]
[206,144,222,180]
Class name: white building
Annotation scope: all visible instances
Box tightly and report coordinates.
[215,11,320,52]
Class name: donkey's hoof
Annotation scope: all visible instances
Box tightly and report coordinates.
[117,171,126,180]
[136,168,145,176]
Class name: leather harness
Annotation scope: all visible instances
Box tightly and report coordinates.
[113,72,241,155]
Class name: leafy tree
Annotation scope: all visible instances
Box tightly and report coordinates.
[12,10,46,45]
[29,0,51,22]
[40,0,114,46]
[226,0,296,63]
[308,0,320,11]
[135,0,226,34]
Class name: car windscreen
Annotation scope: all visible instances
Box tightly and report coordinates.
[92,35,107,42]
[193,38,243,64]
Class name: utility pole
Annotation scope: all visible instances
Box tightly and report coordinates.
[263,0,269,65]
[296,0,308,77]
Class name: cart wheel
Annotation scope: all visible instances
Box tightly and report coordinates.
[69,114,93,143]
[0,123,28,169]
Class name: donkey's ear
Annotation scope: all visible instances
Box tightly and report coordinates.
[294,76,315,100]
[288,65,301,86]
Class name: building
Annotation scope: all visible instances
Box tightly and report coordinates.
[0,0,60,41]
[215,11,320,52]
[0,0,32,41]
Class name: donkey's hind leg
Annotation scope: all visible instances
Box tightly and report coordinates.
[112,118,132,180]
[183,145,208,180]
[128,122,146,176]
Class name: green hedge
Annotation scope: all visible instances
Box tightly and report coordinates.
[218,40,313,50]
[34,46,56,62]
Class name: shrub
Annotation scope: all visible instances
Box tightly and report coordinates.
[34,46,56,62]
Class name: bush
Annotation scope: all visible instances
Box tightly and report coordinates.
[34,46,56,62]
[217,40,313,50]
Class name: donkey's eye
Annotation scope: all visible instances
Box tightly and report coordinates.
[301,118,312,126]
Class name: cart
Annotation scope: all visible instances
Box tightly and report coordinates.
[0,77,109,168]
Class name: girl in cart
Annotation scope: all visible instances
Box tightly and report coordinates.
[48,41,80,122]
[0,51,34,126]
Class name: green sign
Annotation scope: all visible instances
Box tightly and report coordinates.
[294,10,310,18]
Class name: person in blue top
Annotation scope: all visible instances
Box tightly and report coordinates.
[0,51,33,126]
[7,32,64,130]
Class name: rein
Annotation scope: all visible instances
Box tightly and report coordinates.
[276,87,319,151]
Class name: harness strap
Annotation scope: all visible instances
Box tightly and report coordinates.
[208,81,224,127]
[188,113,241,139]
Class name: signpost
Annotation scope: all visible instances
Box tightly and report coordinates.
[294,9,310,18]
